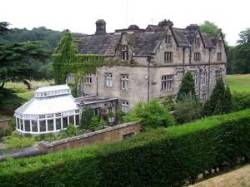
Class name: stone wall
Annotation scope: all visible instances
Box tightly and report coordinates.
[38,121,141,153]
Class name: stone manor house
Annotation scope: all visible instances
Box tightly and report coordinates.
[71,19,227,112]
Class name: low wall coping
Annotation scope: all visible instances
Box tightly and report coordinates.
[39,121,140,148]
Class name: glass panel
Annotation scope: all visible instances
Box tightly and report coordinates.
[31,120,38,132]
[24,120,30,132]
[16,118,20,129]
[75,115,79,126]
[20,120,23,130]
[69,116,74,125]
[56,118,61,130]
[63,117,68,128]
[47,119,54,131]
[40,120,46,132]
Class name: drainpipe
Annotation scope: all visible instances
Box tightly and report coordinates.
[208,48,211,97]
[182,47,185,75]
[147,56,151,102]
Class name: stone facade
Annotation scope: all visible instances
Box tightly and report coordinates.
[73,19,227,111]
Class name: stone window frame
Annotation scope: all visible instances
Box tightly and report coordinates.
[165,34,172,45]
[121,100,129,113]
[121,45,129,61]
[215,69,222,81]
[217,52,222,61]
[191,70,199,87]
[120,74,129,91]
[194,37,201,48]
[161,74,174,92]
[164,51,173,63]
[104,72,113,88]
[194,52,201,62]
[85,73,93,84]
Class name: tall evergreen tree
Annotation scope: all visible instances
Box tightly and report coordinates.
[52,31,78,84]
[203,79,232,116]
[176,71,196,102]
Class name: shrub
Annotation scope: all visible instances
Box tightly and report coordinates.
[176,71,196,102]
[174,98,202,124]
[161,95,175,111]
[232,93,250,111]
[4,133,36,149]
[89,117,105,131]
[203,79,233,116]
[63,124,78,137]
[0,110,250,186]
[80,107,95,129]
[123,99,175,127]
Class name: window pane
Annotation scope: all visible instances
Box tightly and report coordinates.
[75,115,79,126]
[69,116,74,125]
[40,120,46,132]
[47,119,54,131]
[63,117,68,128]
[56,118,61,130]
[31,120,38,132]
[24,120,30,132]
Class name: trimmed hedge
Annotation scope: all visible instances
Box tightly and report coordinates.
[0,110,250,186]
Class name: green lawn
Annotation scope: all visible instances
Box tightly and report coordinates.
[0,80,53,116]
[226,74,250,94]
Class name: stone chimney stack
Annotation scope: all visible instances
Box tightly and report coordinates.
[95,19,106,35]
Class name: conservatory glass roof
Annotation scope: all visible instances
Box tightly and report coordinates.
[15,85,78,117]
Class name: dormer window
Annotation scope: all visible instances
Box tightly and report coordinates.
[194,38,201,47]
[165,35,172,44]
[218,40,222,48]
[121,45,128,61]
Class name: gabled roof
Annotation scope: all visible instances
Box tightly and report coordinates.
[74,21,222,57]
[75,33,121,56]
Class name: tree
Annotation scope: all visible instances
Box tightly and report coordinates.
[203,79,232,116]
[0,22,9,34]
[237,28,250,44]
[123,99,175,128]
[199,21,221,37]
[0,41,50,88]
[176,71,196,102]
[52,31,78,84]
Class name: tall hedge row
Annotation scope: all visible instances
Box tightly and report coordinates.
[1,110,250,186]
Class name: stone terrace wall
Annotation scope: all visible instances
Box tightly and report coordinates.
[38,121,141,153]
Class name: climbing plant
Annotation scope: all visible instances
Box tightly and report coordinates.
[52,31,106,96]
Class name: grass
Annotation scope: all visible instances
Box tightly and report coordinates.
[0,80,53,116]
[226,74,250,94]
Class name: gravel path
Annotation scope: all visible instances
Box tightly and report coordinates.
[190,164,250,187]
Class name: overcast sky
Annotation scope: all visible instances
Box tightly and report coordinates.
[1,0,249,45]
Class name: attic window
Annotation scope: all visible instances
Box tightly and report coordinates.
[164,51,173,63]
[218,40,222,48]
[121,45,128,61]
[194,38,201,47]
[165,35,172,44]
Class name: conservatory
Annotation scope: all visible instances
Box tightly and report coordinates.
[14,85,80,135]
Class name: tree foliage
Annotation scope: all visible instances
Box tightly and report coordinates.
[123,99,175,127]
[237,28,250,44]
[203,79,232,116]
[80,107,95,129]
[0,42,50,88]
[199,21,221,37]
[176,71,196,102]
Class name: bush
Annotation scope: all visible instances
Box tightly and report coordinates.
[89,117,105,131]
[161,95,175,111]
[4,133,36,149]
[0,110,250,186]
[176,71,196,102]
[232,93,250,111]
[123,99,175,127]
[203,79,233,116]
[80,107,95,129]
[174,98,202,124]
